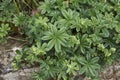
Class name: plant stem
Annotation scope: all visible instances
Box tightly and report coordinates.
[7,36,27,42]
[33,0,39,6]
[13,0,20,13]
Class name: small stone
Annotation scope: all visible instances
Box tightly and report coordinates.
[83,77,91,80]
[116,71,120,77]
[19,71,25,76]
[3,57,9,66]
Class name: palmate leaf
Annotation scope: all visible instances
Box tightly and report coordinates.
[77,34,90,53]
[115,25,120,33]
[0,23,10,38]
[80,65,87,75]
[66,61,79,75]
[55,39,61,52]
[13,13,27,26]
[39,57,57,79]
[91,57,99,63]
[30,42,47,56]
[57,9,79,29]
[62,9,73,19]
[42,24,69,52]
[39,0,54,14]
[70,0,82,8]
[42,31,53,40]
[35,16,49,29]
[47,39,55,51]
[58,71,67,80]
[101,28,109,37]
[88,65,96,76]
[77,56,87,65]
[61,9,79,20]
[78,53,100,77]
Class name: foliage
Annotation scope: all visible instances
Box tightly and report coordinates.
[0,23,10,43]
[1,0,120,80]
[42,25,69,52]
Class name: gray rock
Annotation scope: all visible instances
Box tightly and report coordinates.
[0,67,39,80]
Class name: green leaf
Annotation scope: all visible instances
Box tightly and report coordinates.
[78,34,90,53]
[0,23,10,38]
[91,57,99,63]
[101,28,109,37]
[80,65,87,74]
[78,57,87,65]
[47,39,55,51]
[42,24,69,52]
[55,39,61,52]
[88,66,95,76]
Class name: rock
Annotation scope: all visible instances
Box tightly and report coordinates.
[19,71,26,76]
[100,62,120,80]
[116,70,120,77]
[0,67,39,80]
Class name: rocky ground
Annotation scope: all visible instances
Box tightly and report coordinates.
[0,38,120,80]
[100,62,120,80]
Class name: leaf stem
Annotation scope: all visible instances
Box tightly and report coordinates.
[13,0,20,13]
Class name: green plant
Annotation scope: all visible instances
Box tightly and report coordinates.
[1,0,120,80]
[0,23,10,43]
[79,54,100,77]
[42,25,69,52]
